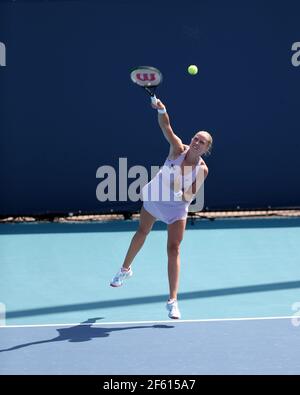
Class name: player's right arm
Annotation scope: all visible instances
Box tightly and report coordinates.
[152,99,185,158]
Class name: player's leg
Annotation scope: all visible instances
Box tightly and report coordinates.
[122,206,156,269]
[110,207,156,287]
[166,218,187,318]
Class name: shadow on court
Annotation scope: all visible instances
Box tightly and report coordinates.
[6,279,300,320]
[0,318,174,353]
[0,217,300,235]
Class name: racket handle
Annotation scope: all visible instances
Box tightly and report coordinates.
[151,95,158,106]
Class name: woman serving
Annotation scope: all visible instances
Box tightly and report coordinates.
[110,98,212,319]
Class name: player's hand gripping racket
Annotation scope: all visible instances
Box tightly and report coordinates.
[130,66,163,106]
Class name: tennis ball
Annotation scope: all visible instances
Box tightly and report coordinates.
[188,65,198,75]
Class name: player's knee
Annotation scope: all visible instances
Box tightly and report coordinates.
[137,226,151,238]
[167,242,181,256]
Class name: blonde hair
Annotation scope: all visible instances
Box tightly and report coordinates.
[196,131,213,156]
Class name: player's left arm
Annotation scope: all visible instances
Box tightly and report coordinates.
[183,160,209,202]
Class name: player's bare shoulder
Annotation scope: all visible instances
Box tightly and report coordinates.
[200,157,209,177]
[168,141,186,160]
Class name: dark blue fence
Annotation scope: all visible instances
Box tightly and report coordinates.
[0,0,299,216]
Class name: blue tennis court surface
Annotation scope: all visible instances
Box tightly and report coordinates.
[1,217,300,374]
[1,318,300,374]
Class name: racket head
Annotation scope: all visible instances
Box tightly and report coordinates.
[130,66,163,88]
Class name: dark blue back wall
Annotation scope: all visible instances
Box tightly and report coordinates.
[0,0,299,215]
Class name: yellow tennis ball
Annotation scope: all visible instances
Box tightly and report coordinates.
[188,65,198,75]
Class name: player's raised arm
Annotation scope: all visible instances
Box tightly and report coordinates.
[151,98,184,154]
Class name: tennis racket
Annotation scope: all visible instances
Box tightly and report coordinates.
[130,66,163,106]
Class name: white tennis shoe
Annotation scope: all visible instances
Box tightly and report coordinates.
[110,267,133,287]
[166,299,181,319]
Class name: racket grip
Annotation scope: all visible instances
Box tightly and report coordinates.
[151,95,158,106]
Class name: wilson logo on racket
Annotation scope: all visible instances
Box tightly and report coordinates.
[136,73,157,82]
[130,66,163,101]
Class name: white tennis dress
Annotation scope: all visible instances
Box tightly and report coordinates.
[142,147,201,224]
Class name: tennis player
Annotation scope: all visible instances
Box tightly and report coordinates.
[110,98,212,319]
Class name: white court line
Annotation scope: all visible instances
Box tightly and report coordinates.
[0,315,295,329]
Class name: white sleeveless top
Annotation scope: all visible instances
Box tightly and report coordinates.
[142,147,202,224]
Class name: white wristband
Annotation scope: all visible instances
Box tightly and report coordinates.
[158,107,167,114]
